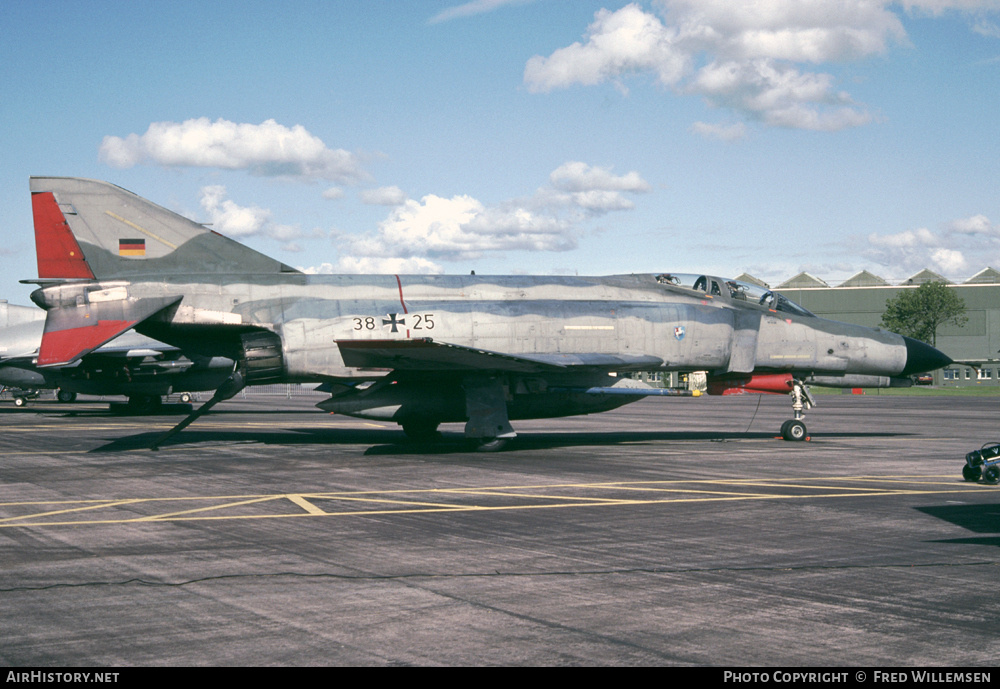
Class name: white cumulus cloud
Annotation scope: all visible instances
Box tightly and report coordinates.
[334,162,650,268]
[199,185,272,238]
[690,121,748,141]
[359,186,408,206]
[898,0,1000,16]
[198,185,309,251]
[972,19,1000,37]
[949,214,998,236]
[99,117,366,182]
[929,247,968,274]
[524,1,972,132]
[524,4,688,94]
[549,161,651,192]
[868,227,938,249]
[428,0,534,24]
[865,214,1000,279]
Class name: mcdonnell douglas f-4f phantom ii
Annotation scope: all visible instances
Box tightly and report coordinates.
[24,177,950,450]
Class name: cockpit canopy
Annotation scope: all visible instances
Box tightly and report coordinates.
[654,273,815,318]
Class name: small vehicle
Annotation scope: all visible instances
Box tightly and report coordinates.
[2,386,41,407]
[963,442,1000,484]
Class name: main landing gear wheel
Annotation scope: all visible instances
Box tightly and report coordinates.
[13,397,26,407]
[780,419,807,442]
[57,389,77,403]
[475,437,510,452]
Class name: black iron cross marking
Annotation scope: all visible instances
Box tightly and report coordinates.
[382,313,406,333]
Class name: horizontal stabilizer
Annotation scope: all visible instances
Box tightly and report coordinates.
[38,295,182,367]
[336,339,663,374]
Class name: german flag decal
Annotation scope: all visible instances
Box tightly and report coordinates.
[119,238,146,257]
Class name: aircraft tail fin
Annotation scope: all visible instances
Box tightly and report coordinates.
[29,177,301,279]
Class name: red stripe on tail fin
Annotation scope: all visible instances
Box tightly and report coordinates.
[31,192,95,279]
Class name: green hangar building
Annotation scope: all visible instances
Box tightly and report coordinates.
[762,268,1000,388]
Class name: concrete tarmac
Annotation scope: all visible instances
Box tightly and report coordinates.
[1,391,998,666]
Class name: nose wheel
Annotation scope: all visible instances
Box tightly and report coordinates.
[780,419,807,441]
[780,379,814,441]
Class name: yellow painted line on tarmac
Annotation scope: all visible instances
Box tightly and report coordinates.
[0,499,143,524]
[312,494,491,510]
[585,486,788,499]
[438,487,647,502]
[688,481,902,494]
[0,494,275,507]
[0,450,112,457]
[133,496,282,521]
[436,487,781,501]
[286,494,326,515]
[0,420,388,433]
[0,424,173,432]
[0,497,744,528]
[2,487,987,529]
[835,476,964,486]
[0,474,991,529]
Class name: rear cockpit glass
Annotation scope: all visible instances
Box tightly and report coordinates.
[655,273,814,317]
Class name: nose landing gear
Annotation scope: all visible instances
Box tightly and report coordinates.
[780,379,814,441]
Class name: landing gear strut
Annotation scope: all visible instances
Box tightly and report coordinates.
[463,375,516,452]
[149,330,283,451]
[781,379,814,441]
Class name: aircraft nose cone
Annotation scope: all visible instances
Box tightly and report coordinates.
[900,336,952,376]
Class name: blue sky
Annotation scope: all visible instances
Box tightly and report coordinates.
[2,0,999,305]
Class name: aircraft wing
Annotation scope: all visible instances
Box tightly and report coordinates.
[335,338,662,373]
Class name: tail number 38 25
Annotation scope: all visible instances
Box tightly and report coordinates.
[352,313,435,332]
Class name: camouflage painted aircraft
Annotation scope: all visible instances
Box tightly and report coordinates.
[0,301,233,409]
[24,177,950,449]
